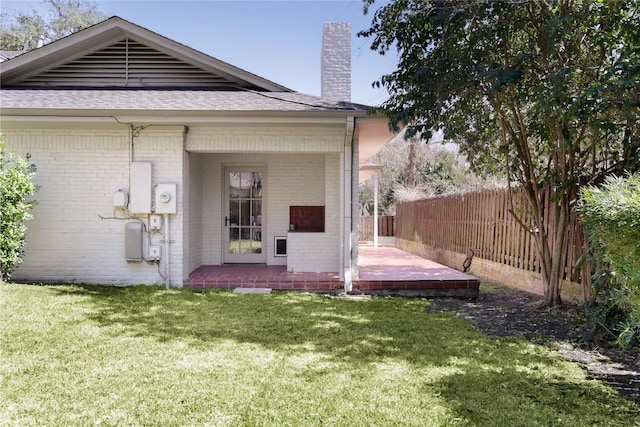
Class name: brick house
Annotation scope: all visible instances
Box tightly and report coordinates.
[0,17,393,288]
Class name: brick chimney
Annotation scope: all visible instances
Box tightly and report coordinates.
[321,22,351,102]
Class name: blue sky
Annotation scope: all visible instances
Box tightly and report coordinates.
[2,0,397,105]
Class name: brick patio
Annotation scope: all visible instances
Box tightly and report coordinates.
[355,245,480,298]
[185,245,480,298]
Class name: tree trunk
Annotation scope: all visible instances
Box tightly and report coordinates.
[522,187,568,308]
[542,195,569,307]
[406,137,417,187]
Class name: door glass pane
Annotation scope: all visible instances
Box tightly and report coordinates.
[238,228,249,254]
[240,199,251,226]
[229,200,239,226]
[251,173,262,197]
[252,227,262,253]
[241,172,253,193]
[229,228,240,253]
[239,227,251,239]
[252,200,262,223]
[229,173,240,199]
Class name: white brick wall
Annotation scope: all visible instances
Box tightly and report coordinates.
[185,152,203,275]
[186,124,344,153]
[2,120,348,283]
[287,233,334,272]
[199,156,222,265]
[321,22,351,102]
[2,126,185,286]
[132,127,186,286]
[287,153,341,273]
[197,153,331,268]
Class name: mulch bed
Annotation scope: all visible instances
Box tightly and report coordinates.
[425,283,640,405]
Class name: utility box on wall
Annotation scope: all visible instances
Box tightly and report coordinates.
[125,222,143,262]
[129,162,152,213]
[113,189,128,208]
[154,183,177,214]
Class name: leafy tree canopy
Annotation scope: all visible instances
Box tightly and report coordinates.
[361,0,638,181]
[1,0,105,52]
[360,0,639,306]
[359,133,504,216]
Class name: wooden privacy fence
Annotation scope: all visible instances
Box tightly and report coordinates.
[396,188,590,289]
[359,216,395,241]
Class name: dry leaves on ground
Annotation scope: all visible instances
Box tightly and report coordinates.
[425,284,640,405]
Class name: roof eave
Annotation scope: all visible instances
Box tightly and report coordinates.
[0,107,385,124]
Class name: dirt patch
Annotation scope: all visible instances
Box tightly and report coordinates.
[425,283,640,405]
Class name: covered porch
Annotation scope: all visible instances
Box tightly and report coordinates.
[185,245,480,298]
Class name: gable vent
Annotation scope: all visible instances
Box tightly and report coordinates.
[18,38,246,89]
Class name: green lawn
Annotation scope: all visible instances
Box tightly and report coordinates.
[1,284,638,426]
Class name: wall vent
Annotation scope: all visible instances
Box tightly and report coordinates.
[20,37,242,88]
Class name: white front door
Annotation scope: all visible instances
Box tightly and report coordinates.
[224,168,266,263]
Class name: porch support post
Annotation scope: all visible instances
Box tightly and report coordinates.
[351,122,359,280]
[342,116,355,292]
[374,172,379,248]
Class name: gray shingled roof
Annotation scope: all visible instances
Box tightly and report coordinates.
[0,88,372,113]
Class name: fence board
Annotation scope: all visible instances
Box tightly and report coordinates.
[395,188,589,288]
[359,216,395,241]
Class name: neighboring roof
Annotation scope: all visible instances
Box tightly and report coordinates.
[0,51,23,62]
[0,88,371,114]
[0,16,289,91]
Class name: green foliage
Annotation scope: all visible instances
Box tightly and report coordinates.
[579,174,640,348]
[0,138,37,282]
[362,0,638,166]
[360,0,639,187]
[47,0,105,39]
[0,12,46,52]
[0,0,104,51]
[360,136,503,215]
[360,0,640,307]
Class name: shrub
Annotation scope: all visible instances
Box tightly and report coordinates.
[0,138,37,282]
[578,174,640,348]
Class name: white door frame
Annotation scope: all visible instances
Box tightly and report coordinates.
[223,166,267,263]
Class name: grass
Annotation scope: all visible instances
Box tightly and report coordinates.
[1,283,638,426]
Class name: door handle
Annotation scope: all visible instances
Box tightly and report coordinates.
[225,216,230,226]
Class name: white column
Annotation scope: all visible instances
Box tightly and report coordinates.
[373,172,379,248]
[343,117,355,292]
